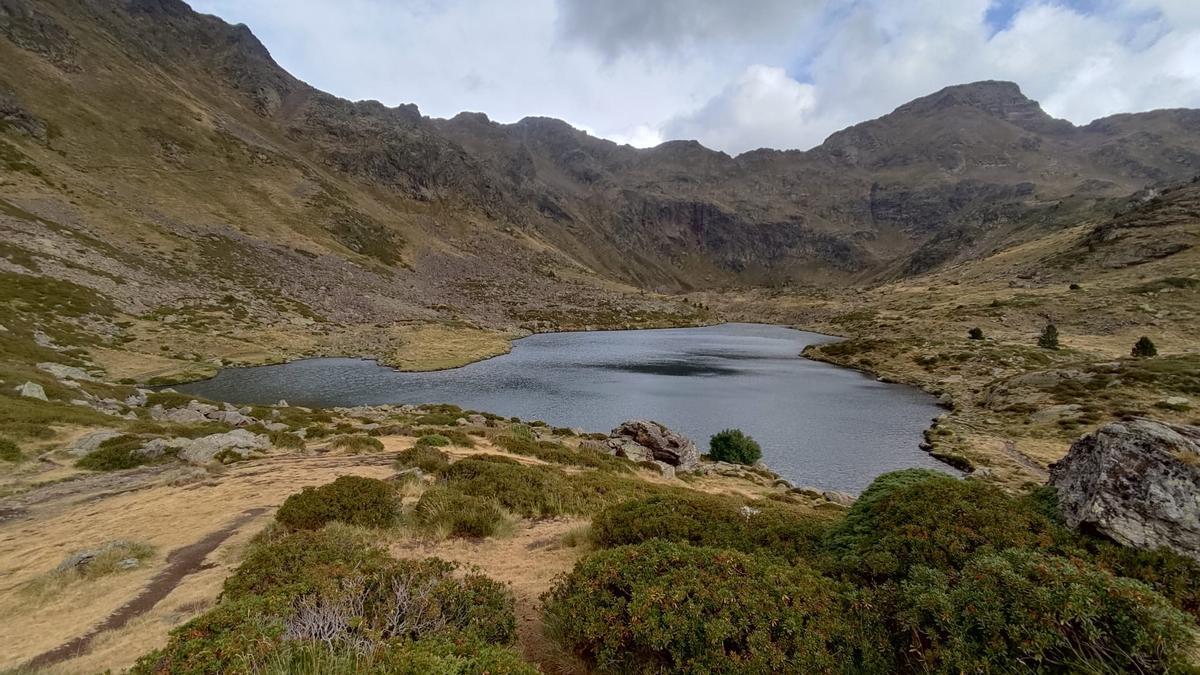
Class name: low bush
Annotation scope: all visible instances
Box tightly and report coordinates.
[414,488,511,538]
[897,549,1196,673]
[275,476,399,530]
[967,327,984,340]
[823,469,1058,582]
[328,434,383,453]
[0,437,21,462]
[257,636,537,675]
[268,430,305,450]
[438,429,477,447]
[395,445,451,473]
[415,433,451,448]
[494,433,633,472]
[75,435,161,471]
[590,493,831,562]
[442,457,662,518]
[707,428,762,465]
[542,541,888,673]
[136,525,522,674]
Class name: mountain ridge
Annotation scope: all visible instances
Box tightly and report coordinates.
[2,0,1199,311]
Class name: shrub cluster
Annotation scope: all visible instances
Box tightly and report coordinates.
[442,457,663,518]
[275,476,399,530]
[493,433,633,472]
[545,469,1200,673]
[133,525,523,674]
[590,492,830,562]
[543,541,886,673]
[707,428,762,465]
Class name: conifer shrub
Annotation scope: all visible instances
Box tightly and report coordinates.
[707,428,762,465]
[1132,336,1158,358]
[896,549,1196,673]
[542,541,889,673]
[275,476,398,530]
[1037,324,1060,350]
[967,327,984,340]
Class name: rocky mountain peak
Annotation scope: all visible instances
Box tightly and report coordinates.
[895,80,1072,133]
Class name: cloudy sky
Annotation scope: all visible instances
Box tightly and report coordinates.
[189,0,1200,154]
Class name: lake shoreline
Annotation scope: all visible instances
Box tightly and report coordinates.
[175,324,950,492]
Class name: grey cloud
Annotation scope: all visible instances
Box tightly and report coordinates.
[555,0,826,58]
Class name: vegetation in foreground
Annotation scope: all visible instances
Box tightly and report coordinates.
[132,456,1200,674]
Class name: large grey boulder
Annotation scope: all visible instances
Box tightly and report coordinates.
[607,420,699,472]
[178,430,269,465]
[1049,418,1200,561]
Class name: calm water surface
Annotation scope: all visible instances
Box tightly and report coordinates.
[178,323,949,492]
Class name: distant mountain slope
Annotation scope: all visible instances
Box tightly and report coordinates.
[2,0,1198,317]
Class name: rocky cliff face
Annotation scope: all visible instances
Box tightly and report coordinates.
[2,0,1199,310]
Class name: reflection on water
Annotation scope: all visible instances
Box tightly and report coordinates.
[177,323,950,492]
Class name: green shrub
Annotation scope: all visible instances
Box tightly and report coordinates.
[438,429,477,447]
[222,525,387,601]
[415,433,452,448]
[708,428,762,465]
[328,434,383,453]
[967,327,984,340]
[1037,324,1060,350]
[414,488,511,538]
[0,437,21,462]
[395,445,450,473]
[275,476,398,530]
[268,430,305,450]
[75,435,160,471]
[824,469,1058,582]
[1132,336,1158,358]
[897,549,1197,673]
[543,541,888,673]
[590,493,831,562]
[442,457,662,518]
[494,433,632,472]
[257,637,537,675]
[139,526,518,674]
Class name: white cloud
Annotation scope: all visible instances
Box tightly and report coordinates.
[187,0,1200,155]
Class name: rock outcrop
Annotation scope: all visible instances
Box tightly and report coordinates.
[607,420,699,472]
[1049,418,1200,560]
[178,430,269,465]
